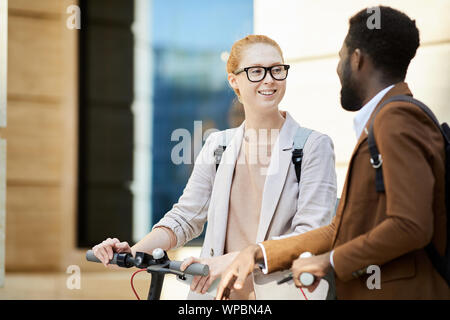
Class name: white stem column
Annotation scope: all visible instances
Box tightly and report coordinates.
[131,0,153,242]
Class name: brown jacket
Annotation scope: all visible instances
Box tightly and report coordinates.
[262,83,450,299]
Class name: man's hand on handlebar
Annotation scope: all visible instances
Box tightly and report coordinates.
[92,238,132,267]
[215,244,263,300]
[290,251,332,293]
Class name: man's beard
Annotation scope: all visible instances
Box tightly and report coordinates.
[340,58,364,111]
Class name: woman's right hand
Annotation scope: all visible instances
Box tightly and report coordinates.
[92,238,132,267]
[180,252,239,295]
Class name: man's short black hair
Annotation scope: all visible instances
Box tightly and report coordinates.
[345,6,420,81]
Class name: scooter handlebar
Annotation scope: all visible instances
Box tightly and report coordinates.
[85,250,209,276]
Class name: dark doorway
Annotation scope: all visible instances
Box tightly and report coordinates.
[77,0,135,247]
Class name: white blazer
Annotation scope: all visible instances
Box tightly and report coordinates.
[153,111,337,299]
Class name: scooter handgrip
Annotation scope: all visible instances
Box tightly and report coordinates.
[169,261,209,276]
[86,250,118,265]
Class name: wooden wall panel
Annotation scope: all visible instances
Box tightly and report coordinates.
[4,0,134,272]
[8,15,62,98]
[0,140,5,285]
[0,0,7,287]
[58,0,79,273]
[3,101,62,183]
[0,0,6,128]
[4,0,79,271]
[8,0,63,15]
[5,185,61,271]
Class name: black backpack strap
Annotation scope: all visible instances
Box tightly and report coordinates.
[367,97,399,192]
[292,127,313,183]
[369,95,450,285]
[214,128,236,171]
[292,149,303,183]
[214,145,226,171]
[368,94,444,193]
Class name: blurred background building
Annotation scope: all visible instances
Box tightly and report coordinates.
[0,0,448,299]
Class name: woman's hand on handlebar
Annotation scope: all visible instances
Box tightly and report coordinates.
[92,238,132,267]
[180,252,238,295]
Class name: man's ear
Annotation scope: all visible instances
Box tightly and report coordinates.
[350,48,364,72]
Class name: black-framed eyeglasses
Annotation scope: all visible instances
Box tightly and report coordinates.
[233,64,290,82]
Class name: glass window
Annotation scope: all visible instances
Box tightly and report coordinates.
[151,0,253,245]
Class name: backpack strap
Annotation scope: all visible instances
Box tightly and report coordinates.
[292,127,313,183]
[368,95,450,285]
[215,127,313,182]
[368,94,447,193]
[214,129,236,171]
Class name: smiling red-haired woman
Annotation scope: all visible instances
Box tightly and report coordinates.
[92,34,337,300]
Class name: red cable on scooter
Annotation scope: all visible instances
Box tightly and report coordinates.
[132,267,308,300]
[130,269,147,300]
[299,287,308,300]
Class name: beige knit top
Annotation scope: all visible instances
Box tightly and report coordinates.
[224,131,275,300]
